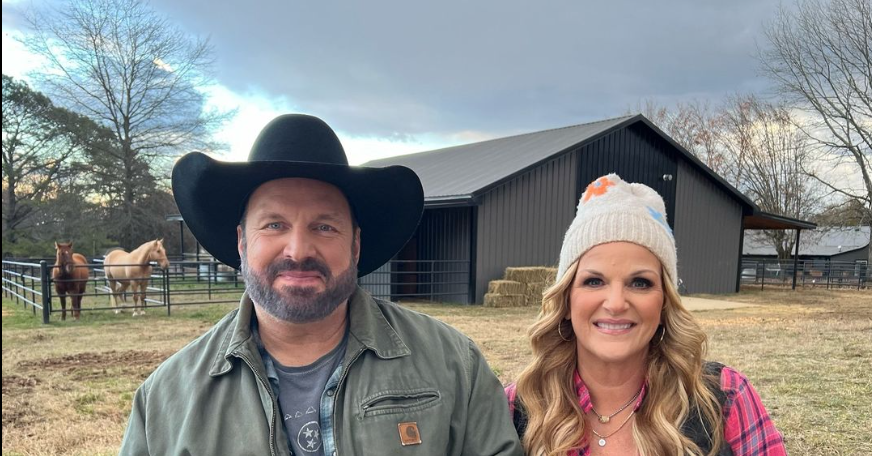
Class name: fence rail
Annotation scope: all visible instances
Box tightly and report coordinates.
[359,259,472,303]
[740,259,870,290]
[2,259,245,323]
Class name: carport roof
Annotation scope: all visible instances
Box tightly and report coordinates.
[744,211,817,230]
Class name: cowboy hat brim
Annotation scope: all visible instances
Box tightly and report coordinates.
[172,152,424,276]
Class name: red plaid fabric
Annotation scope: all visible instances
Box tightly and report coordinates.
[505,365,786,455]
[721,366,787,455]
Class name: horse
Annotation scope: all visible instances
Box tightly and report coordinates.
[103,239,170,316]
[52,242,89,321]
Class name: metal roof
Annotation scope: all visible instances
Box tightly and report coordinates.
[743,226,870,256]
[363,114,759,211]
[743,211,817,230]
[363,115,633,202]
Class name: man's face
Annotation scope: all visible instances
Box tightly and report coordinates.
[237,178,360,323]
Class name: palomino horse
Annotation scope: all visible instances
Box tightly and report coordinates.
[52,242,89,321]
[104,239,170,316]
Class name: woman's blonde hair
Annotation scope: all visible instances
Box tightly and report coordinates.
[514,260,724,456]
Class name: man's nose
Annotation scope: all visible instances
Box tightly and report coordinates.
[282,228,316,261]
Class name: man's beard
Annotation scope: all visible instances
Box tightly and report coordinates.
[240,250,358,324]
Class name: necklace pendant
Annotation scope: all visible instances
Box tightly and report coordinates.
[598,415,610,424]
[598,438,606,447]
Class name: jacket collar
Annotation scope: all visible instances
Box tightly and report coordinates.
[345,287,410,360]
[210,287,409,376]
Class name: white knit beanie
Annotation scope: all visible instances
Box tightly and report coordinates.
[556,173,678,287]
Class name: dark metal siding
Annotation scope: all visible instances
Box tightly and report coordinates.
[832,247,868,263]
[674,160,744,293]
[474,151,579,303]
[416,207,472,303]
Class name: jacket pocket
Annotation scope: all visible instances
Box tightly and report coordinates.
[359,388,441,418]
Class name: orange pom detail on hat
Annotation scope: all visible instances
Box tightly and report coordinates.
[583,176,616,202]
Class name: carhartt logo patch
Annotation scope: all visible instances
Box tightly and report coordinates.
[398,422,422,446]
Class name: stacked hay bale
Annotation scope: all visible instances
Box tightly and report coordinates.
[483,280,526,307]
[505,267,557,307]
[483,266,557,307]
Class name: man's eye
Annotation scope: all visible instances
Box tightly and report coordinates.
[316,224,336,232]
[266,222,282,230]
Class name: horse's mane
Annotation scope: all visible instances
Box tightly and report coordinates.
[128,240,157,264]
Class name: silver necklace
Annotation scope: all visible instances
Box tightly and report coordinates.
[590,410,635,447]
[590,386,642,424]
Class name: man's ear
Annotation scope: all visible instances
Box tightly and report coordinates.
[237,225,244,258]
[353,227,361,264]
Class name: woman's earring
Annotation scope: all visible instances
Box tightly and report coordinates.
[656,325,666,345]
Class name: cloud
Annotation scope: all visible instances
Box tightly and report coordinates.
[4,0,788,162]
[147,0,783,139]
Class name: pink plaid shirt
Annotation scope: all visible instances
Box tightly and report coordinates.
[505,366,786,455]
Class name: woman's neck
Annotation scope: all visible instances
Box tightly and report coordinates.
[577,355,647,411]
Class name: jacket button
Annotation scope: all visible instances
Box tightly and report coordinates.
[326,388,335,397]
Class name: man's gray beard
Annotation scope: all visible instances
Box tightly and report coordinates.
[240,251,358,324]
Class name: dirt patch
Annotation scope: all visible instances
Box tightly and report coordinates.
[2,375,40,395]
[2,399,36,428]
[17,350,173,375]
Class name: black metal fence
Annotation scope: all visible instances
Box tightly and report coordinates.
[2,257,475,322]
[359,259,472,303]
[2,259,245,323]
[740,259,870,290]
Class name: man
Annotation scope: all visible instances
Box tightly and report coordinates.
[119,114,522,456]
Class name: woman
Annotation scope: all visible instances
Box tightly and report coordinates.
[505,174,786,455]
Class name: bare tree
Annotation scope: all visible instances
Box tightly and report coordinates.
[2,74,107,246]
[22,0,231,248]
[721,96,824,259]
[760,0,872,235]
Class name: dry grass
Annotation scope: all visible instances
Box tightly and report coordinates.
[3,288,871,455]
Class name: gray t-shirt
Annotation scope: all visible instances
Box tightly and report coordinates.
[271,337,346,456]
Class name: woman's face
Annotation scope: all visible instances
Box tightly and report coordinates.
[568,242,664,368]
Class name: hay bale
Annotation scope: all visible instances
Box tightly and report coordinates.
[483,293,526,308]
[487,280,526,295]
[504,267,557,284]
[524,281,548,307]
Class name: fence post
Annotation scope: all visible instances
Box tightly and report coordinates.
[40,261,50,324]
[207,261,213,300]
[759,262,764,290]
[165,268,171,316]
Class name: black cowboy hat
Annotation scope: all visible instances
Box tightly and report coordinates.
[171,114,424,276]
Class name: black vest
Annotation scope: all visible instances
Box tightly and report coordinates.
[512,362,734,456]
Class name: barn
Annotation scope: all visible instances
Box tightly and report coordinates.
[359,114,814,303]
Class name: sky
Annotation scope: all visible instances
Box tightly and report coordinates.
[2,0,788,165]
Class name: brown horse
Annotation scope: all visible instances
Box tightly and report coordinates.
[104,239,170,316]
[53,242,89,321]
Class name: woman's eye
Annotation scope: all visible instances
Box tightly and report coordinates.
[583,278,604,287]
[631,278,653,289]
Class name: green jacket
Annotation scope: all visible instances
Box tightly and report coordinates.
[119,287,523,456]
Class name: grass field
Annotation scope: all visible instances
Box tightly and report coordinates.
[2,287,871,455]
